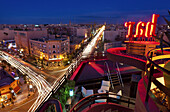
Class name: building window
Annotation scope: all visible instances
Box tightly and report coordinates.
[49,46,50,49]
[58,45,59,49]
[20,33,26,36]
[58,50,60,53]
[54,55,56,58]
[49,51,51,54]
[31,43,33,48]
[53,45,56,48]
[53,50,56,53]
[43,44,46,48]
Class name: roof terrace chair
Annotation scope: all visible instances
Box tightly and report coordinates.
[109,90,122,99]
[81,86,94,97]
[98,80,110,93]
[95,80,110,103]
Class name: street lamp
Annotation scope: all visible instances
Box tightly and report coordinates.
[69,89,74,109]
[29,84,33,89]
[20,48,24,54]
[20,49,24,52]
[10,89,16,99]
[11,90,14,93]
[69,89,74,97]
[40,55,44,69]
[29,84,34,92]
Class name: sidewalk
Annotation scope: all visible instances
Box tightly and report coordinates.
[14,78,35,105]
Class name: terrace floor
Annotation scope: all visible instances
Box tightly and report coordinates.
[68,59,141,111]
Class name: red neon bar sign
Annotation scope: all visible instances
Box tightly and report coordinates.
[124,14,160,41]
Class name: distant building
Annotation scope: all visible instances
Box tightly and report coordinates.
[29,37,70,65]
[104,41,122,51]
[14,30,47,55]
[104,30,127,42]
[0,28,15,41]
[103,27,127,51]
[76,28,88,37]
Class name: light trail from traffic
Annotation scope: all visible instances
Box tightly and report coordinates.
[0,51,52,112]
[82,25,105,58]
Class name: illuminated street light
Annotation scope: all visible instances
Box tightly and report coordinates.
[40,56,43,60]
[29,84,33,89]
[11,90,14,93]
[20,49,24,52]
[69,89,74,97]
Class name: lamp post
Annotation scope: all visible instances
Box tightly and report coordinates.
[40,55,44,70]
[29,84,33,92]
[9,87,15,99]
[69,89,74,109]
[10,89,15,104]
[20,48,24,52]
[1,98,4,108]
[69,89,74,97]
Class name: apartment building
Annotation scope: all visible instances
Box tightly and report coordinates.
[14,30,47,55]
[29,37,70,64]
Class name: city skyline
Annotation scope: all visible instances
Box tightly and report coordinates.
[0,0,170,24]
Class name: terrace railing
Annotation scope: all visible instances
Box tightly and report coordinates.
[116,62,124,87]
[104,61,114,90]
[70,92,135,112]
[144,47,170,112]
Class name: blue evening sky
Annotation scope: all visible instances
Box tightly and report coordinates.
[0,0,170,24]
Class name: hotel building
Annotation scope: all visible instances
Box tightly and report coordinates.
[29,37,70,66]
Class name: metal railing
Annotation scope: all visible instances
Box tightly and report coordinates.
[70,92,135,112]
[104,61,114,90]
[116,62,124,87]
[144,47,170,112]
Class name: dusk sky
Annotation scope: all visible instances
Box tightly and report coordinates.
[0,0,170,24]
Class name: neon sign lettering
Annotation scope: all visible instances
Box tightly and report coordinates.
[124,14,160,41]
